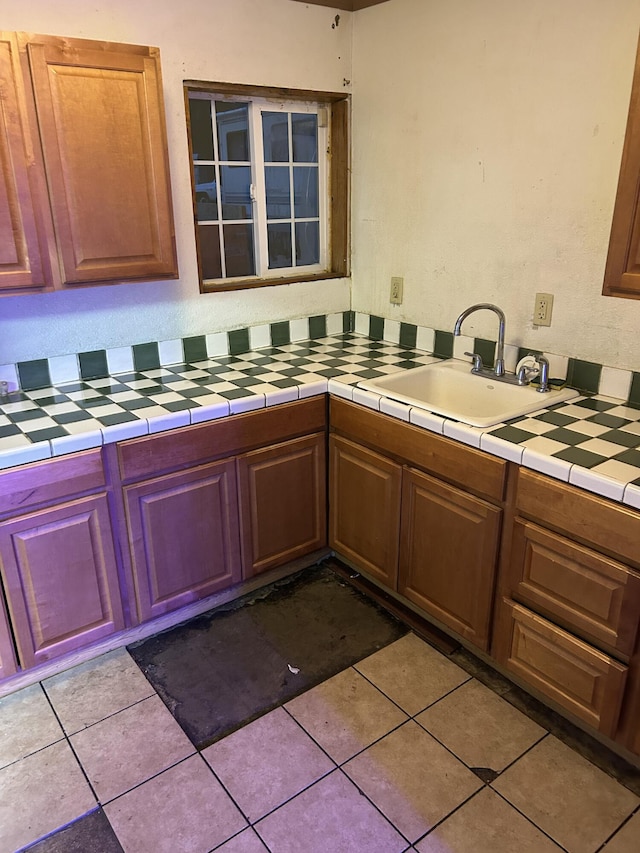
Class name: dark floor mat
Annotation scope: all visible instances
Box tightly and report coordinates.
[128,561,408,749]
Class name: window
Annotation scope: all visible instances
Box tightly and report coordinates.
[185,82,350,292]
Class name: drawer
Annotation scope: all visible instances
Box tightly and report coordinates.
[497,601,627,738]
[516,468,640,569]
[511,520,640,657]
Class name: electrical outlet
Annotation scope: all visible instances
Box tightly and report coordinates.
[533,292,553,326]
[390,276,404,305]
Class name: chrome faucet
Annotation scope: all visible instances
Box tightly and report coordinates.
[453,303,506,377]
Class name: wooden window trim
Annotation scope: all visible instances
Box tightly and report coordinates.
[184,81,350,293]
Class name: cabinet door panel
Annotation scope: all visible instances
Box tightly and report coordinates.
[511,519,640,657]
[238,434,326,578]
[0,495,123,667]
[496,602,627,738]
[329,434,401,589]
[124,460,241,622]
[24,35,177,284]
[398,467,501,650]
[0,591,18,679]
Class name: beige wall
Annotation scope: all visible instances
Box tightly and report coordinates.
[1,0,352,363]
[351,0,640,370]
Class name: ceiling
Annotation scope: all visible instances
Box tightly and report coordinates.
[291,0,390,10]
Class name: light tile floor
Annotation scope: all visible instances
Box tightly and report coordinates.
[1,634,639,853]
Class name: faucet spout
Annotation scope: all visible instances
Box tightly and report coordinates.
[453,303,506,377]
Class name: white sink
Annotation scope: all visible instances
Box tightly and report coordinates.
[358,359,579,427]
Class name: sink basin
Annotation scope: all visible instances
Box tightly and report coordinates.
[358,359,579,427]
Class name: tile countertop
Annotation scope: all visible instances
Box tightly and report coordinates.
[1,334,640,510]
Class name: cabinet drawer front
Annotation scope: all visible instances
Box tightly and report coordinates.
[499,602,627,737]
[512,520,640,657]
[516,468,640,569]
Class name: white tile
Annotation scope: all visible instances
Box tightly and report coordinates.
[102,419,149,443]
[623,482,640,510]
[452,334,474,361]
[383,319,401,344]
[510,417,556,435]
[229,395,265,415]
[443,419,483,448]
[106,346,135,375]
[577,437,629,458]
[480,432,525,463]
[298,379,328,398]
[0,364,19,393]
[522,445,572,481]
[416,326,435,354]
[0,684,64,769]
[328,379,354,400]
[546,352,569,381]
[503,344,519,374]
[206,332,229,357]
[569,465,626,502]
[51,430,103,456]
[158,339,183,366]
[563,420,611,437]
[290,318,309,341]
[380,397,410,421]
[599,367,632,401]
[354,312,370,335]
[0,440,52,470]
[49,354,80,385]
[326,312,344,336]
[249,324,271,350]
[409,407,445,433]
[190,399,230,423]
[147,410,191,433]
[265,387,299,406]
[352,387,381,410]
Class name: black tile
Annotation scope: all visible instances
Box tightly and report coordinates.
[598,429,640,448]
[488,425,535,443]
[79,350,109,380]
[553,447,608,468]
[17,359,52,391]
[588,412,632,429]
[352,368,385,379]
[219,388,256,399]
[129,563,407,749]
[228,328,250,355]
[270,321,291,347]
[119,397,157,411]
[517,346,542,364]
[25,426,68,441]
[433,330,453,359]
[232,376,264,387]
[181,386,220,399]
[567,359,602,394]
[30,394,70,406]
[541,427,590,446]
[369,315,385,341]
[183,335,208,363]
[315,367,343,378]
[309,315,327,339]
[574,398,617,412]
[271,378,301,388]
[474,338,495,369]
[533,410,578,427]
[0,424,21,438]
[98,412,141,426]
[53,410,95,425]
[77,396,113,409]
[164,400,195,412]
[343,310,355,332]
[132,342,160,371]
[275,367,307,377]
[629,372,640,407]
[8,409,45,423]
[23,808,123,853]
[613,447,640,467]
[399,322,418,349]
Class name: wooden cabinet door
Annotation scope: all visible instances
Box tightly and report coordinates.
[22,34,177,285]
[0,34,53,293]
[238,434,326,578]
[124,459,241,622]
[398,467,502,650]
[0,591,18,679]
[329,435,402,589]
[0,494,123,668]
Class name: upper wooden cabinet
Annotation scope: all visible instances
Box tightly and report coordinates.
[0,32,177,295]
[603,34,640,299]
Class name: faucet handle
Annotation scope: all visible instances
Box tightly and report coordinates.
[464,351,484,372]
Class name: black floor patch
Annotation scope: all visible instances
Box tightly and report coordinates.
[23,810,123,853]
[128,562,408,749]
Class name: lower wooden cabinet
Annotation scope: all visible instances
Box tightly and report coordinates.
[123,459,242,622]
[238,434,326,579]
[0,593,18,679]
[398,467,502,650]
[0,494,123,668]
[329,434,401,589]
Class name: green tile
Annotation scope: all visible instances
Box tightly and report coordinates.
[553,447,607,468]
[628,372,640,407]
[433,330,453,359]
[343,310,354,332]
[183,335,208,363]
[567,358,602,394]
[309,315,327,339]
[399,323,417,349]
[132,343,160,371]
[228,328,250,355]
[17,359,52,391]
[489,425,535,443]
[270,321,291,347]
[474,338,495,369]
[517,346,542,363]
[79,350,108,380]
[369,315,384,340]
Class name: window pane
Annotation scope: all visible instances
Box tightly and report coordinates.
[221,166,252,220]
[268,223,293,268]
[198,224,222,279]
[224,224,255,277]
[216,102,250,161]
[262,112,289,162]
[189,99,214,161]
[293,167,318,218]
[194,164,218,221]
[292,114,318,163]
[265,167,291,220]
[296,221,319,266]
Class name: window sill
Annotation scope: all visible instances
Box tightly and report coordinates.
[200,270,348,293]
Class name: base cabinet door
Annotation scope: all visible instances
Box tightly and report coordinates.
[0,495,123,668]
[238,434,326,579]
[124,459,241,622]
[398,467,502,650]
[329,434,402,589]
[0,593,18,679]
